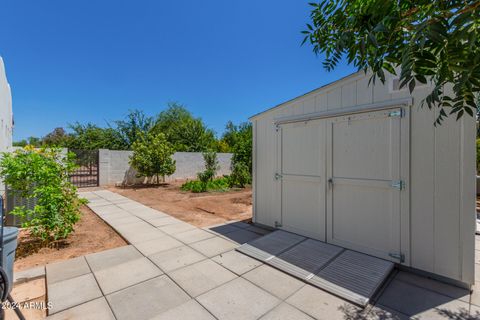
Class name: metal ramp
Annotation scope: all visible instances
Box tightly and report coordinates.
[236,230,394,307]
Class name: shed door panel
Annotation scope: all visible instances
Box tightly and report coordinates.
[327,110,401,261]
[280,120,325,240]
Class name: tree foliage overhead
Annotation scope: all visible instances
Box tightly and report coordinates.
[303,0,480,124]
[66,122,125,150]
[221,121,253,173]
[113,109,154,149]
[151,102,217,152]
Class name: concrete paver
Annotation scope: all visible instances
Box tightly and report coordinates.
[172,228,216,244]
[286,284,360,319]
[212,250,263,275]
[94,257,163,294]
[190,236,239,257]
[151,300,216,320]
[158,222,197,235]
[197,277,280,320]
[148,216,182,227]
[134,235,183,256]
[106,275,190,320]
[243,264,304,300]
[46,256,90,285]
[85,245,143,272]
[149,245,206,272]
[46,298,116,320]
[169,259,237,297]
[259,303,314,320]
[48,273,103,314]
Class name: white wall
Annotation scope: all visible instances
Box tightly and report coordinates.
[99,150,233,186]
[251,71,475,286]
[0,57,13,194]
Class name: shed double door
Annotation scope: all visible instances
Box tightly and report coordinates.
[277,108,403,262]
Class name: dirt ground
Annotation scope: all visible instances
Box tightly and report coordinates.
[108,181,253,228]
[14,206,127,272]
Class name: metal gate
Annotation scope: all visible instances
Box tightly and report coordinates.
[69,149,99,188]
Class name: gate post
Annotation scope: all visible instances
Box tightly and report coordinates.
[98,149,110,186]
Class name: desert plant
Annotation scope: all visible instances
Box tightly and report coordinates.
[0,146,85,242]
[129,132,176,184]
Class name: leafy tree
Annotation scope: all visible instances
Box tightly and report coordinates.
[0,147,84,241]
[113,109,154,148]
[303,0,480,124]
[13,137,42,147]
[152,102,217,152]
[222,122,253,174]
[43,127,70,147]
[129,132,176,184]
[66,122,125,150]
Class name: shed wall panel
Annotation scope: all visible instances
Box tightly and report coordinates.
[251,71,475,285]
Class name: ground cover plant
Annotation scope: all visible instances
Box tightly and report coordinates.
[0,146,85,242]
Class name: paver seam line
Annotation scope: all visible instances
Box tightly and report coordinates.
[82,251,118,320]
[89,191,243,250]
[86,192,298,318]
[47,275,104,316]
[47,297,115,320]
[193,275,283,320]
[88,193,309,314]
[87,197,170,243]
[282,300,323,320]
[239,265,308,302]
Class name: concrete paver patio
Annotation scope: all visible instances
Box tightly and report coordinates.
[43,190,480,319]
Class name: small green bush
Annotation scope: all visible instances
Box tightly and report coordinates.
[181,177,230,193]
[229,162,251,188]
[0,146,86,242]
[129,132,176,184]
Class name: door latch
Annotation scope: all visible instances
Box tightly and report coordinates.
[274,173,282,180]
[388,109,404,118]
[388,252,405,263]
[390,180,404,190]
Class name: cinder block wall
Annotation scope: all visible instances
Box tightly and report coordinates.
[99,149,233,186]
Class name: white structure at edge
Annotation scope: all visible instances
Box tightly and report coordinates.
[250,70,475,287]
[0,57,13,194]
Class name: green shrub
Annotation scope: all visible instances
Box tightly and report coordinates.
[130,132,176,184]
[181,177,230,193]
[229,162,251,188]
[0,146,86,242]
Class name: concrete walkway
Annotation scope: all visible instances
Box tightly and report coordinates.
[44,190,480,320]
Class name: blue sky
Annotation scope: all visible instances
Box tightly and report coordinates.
[0,1,355,141]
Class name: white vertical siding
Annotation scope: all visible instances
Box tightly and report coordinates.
[251,71,475,285]
[0,57,13,195]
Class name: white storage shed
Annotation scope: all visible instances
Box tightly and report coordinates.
[0,57,13,195]
[250,71,476,287]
